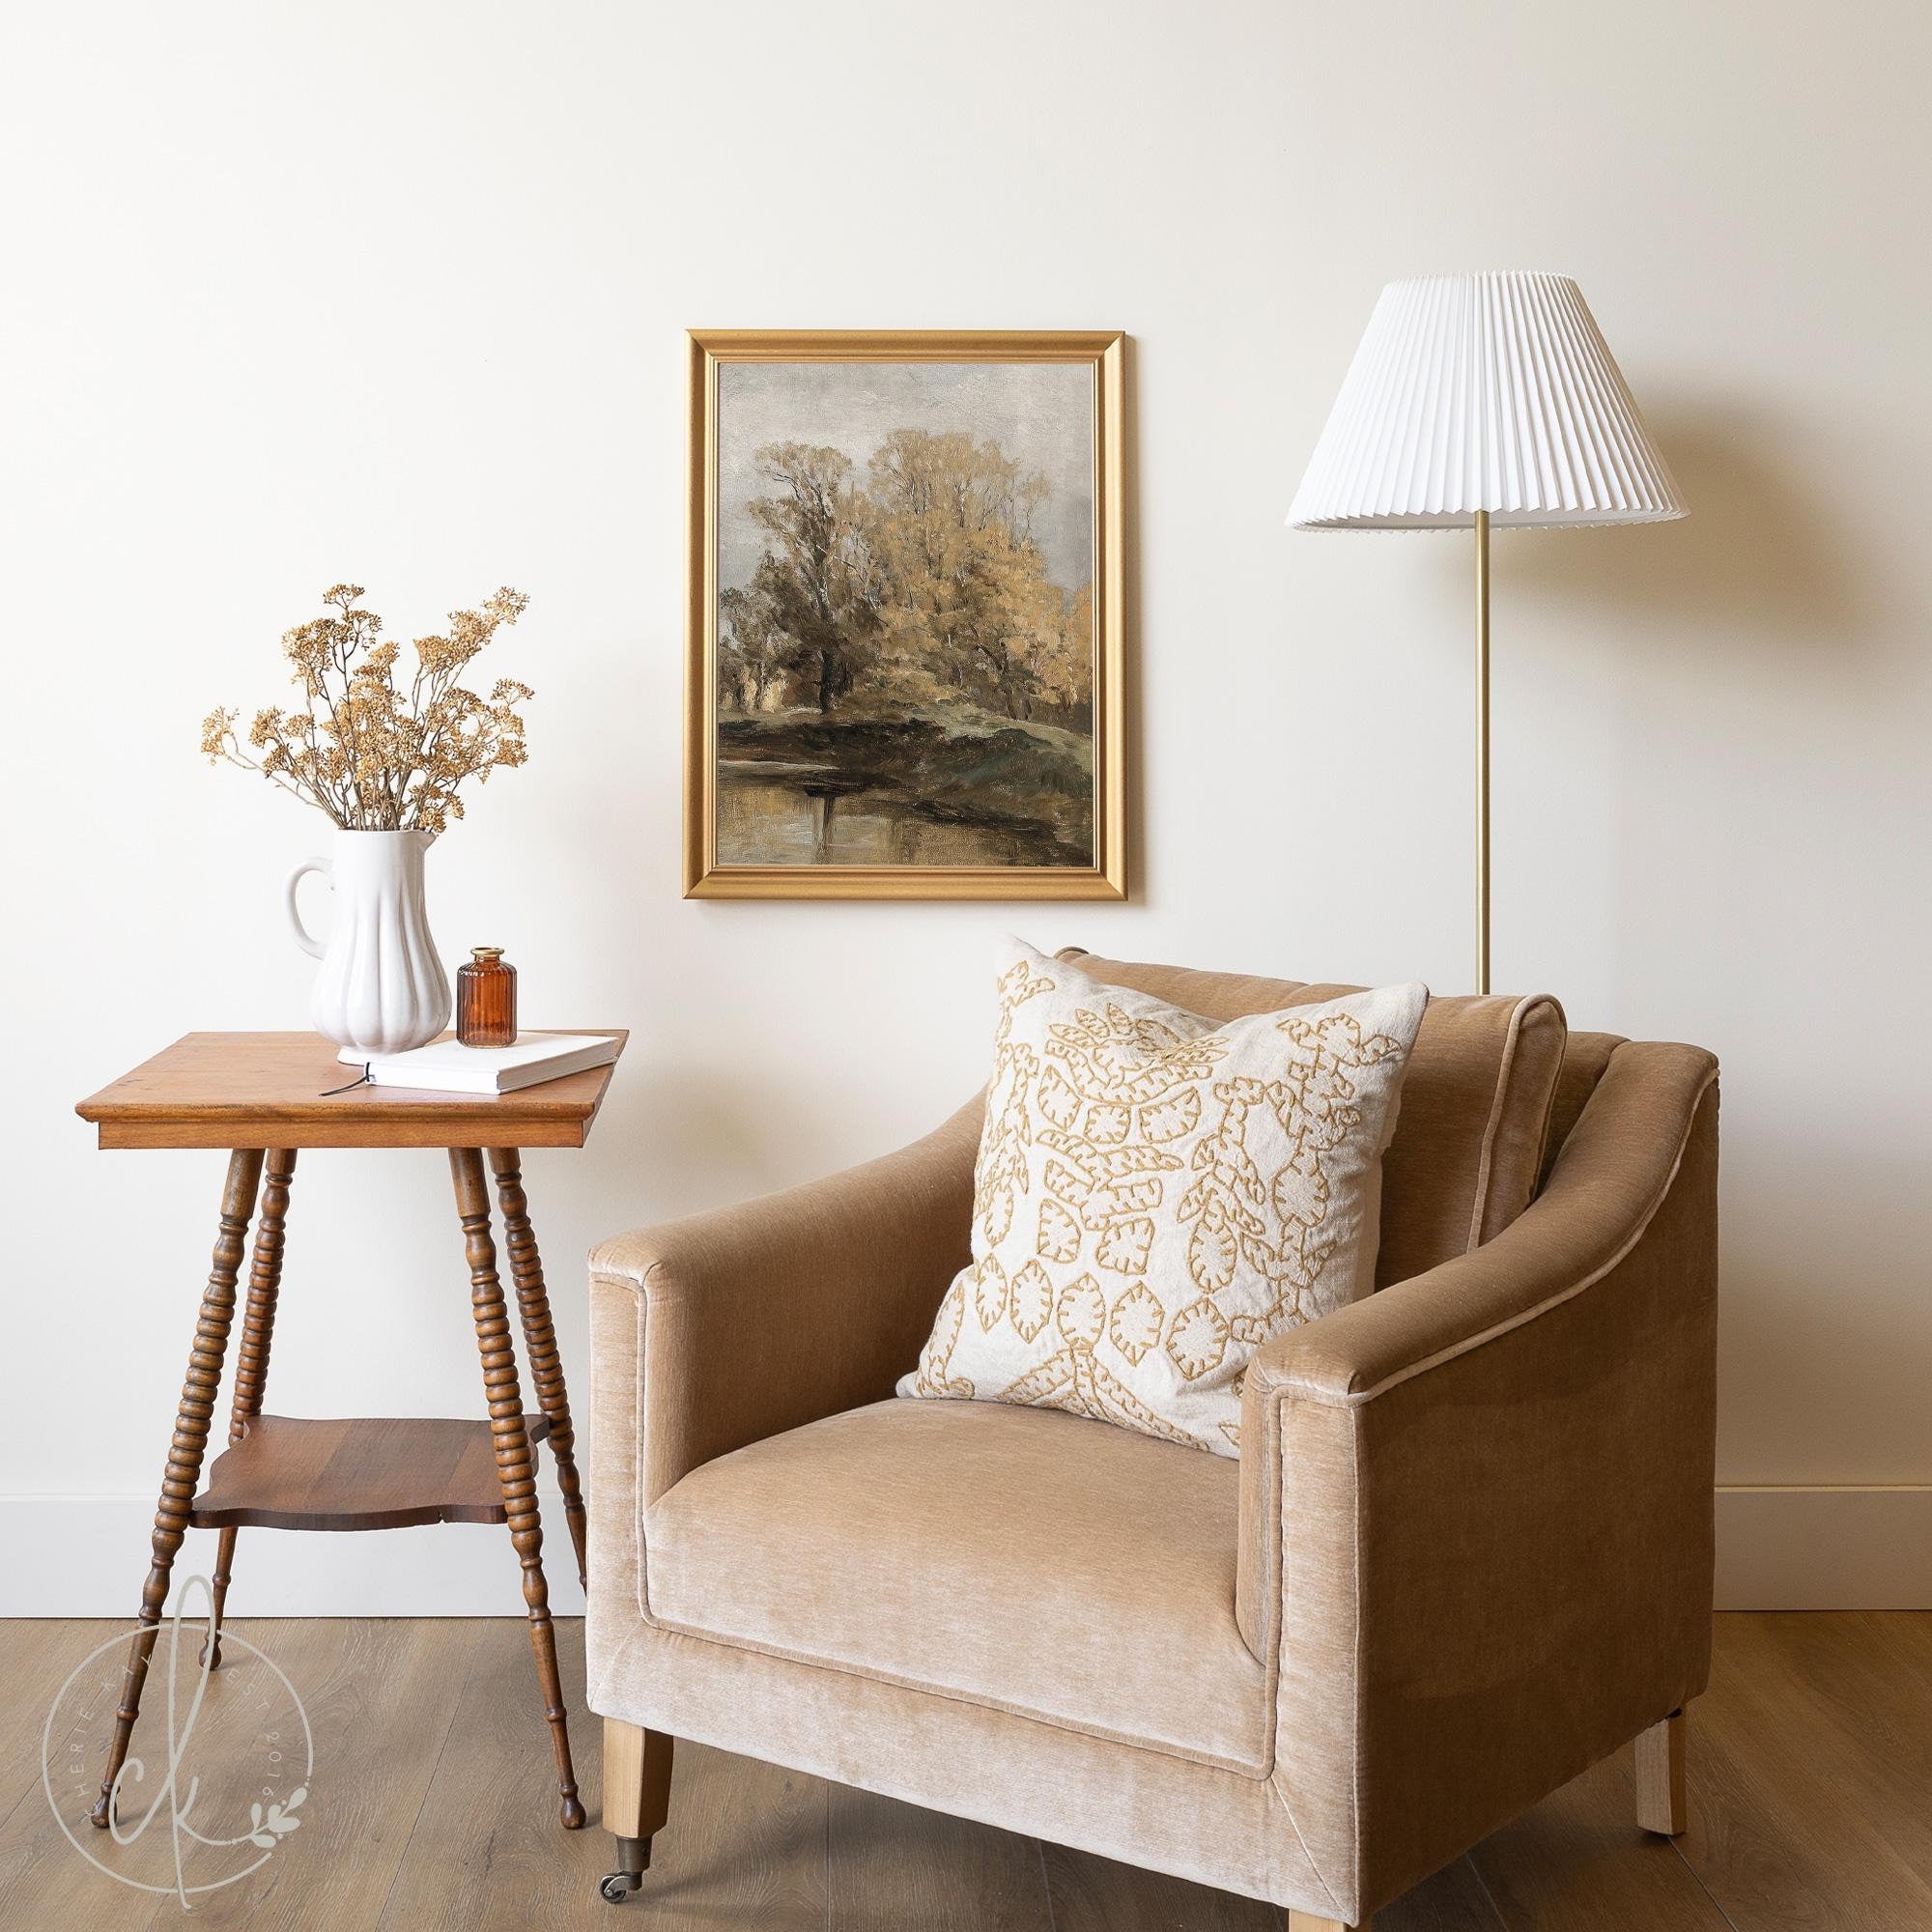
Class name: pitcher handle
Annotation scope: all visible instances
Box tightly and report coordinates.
[285,855,331,960]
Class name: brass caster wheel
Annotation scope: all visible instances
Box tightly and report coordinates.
[600,1835,651,1902]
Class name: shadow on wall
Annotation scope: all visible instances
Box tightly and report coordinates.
[613,1059,864,1216]
[1711,1137,1932,1482]
[1497,398,1882,668]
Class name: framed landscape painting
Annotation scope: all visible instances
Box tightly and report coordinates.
[685,329,1126,898]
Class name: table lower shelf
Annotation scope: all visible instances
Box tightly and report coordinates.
[188,1412,553,1531]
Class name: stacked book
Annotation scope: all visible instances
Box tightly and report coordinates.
[359,1033,620,1095]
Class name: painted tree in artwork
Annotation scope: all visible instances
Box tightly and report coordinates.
[729,429,1092,726]
[743,442,879,713]
[859,430,1088,724]
[1045,581,1094,717]
[718,580,789,711]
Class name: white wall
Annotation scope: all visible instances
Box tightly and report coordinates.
[3,0,1927,1614]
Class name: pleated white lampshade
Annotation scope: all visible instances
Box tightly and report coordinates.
[1287,272,1685,530]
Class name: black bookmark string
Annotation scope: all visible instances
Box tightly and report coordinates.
[318,1064,374,1097]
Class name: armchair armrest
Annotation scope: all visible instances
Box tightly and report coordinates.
[1239,1040,1719,1923]
[589,1095,980,1510]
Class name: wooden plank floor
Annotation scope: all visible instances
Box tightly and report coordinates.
[0,1613,1923,1929]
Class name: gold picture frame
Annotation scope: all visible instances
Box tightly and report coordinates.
[685,329,1126,899]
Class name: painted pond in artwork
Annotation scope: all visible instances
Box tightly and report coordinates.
[713,358,1096,870]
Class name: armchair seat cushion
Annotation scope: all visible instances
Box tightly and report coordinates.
[641,1395,1271,1775]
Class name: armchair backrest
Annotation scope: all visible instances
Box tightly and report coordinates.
[1058,950,1577,1288]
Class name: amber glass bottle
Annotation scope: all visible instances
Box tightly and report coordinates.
[456,947,518,1047]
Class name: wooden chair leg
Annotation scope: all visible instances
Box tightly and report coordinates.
[488,1147,589,1590]
[1636,1707,1689,1835]
[91,1148,264,1828]
[1288,1913,1368,1930]
[600,1719,673,1901]
[451,1147,584,1830]
[205,1148,297,1668]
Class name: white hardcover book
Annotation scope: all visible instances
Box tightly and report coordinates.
[362,1033,620,1095]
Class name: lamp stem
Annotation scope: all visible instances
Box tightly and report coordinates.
[1474,509,1491,997]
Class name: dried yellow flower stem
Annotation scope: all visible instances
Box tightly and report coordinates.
[203,582,534,831]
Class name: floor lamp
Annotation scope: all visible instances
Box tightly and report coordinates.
[1287,272,1685,994]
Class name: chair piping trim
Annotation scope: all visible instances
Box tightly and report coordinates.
[1463,993,1530,1252]
[1267,1065,1718,1409]
[1346,1406,1366,1920]
[1463,993,1565,1251]
[631,1603,1276,1778]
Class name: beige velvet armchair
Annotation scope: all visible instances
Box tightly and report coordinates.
[583,952,1719,1928]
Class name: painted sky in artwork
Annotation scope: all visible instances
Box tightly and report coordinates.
[717,360,1094,594]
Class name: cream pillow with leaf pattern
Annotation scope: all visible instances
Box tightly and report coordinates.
[899,940,1427,1455]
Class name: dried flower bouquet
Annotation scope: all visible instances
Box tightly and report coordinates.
[202,582,534,832]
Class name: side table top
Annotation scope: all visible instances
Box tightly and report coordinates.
[75,1031,628,1151]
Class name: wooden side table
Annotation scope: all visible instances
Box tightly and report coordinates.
[74,1030,627,1833]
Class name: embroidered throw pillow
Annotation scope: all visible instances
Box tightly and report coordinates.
[899,940,1428,1455]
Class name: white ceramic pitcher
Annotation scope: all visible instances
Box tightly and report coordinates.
[285,829,451,1061]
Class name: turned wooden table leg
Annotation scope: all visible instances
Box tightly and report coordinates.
[488,1147,589,1590]
[451,1147,584,1830]
[205,1148,296,1669]
[91,1147,264,1830]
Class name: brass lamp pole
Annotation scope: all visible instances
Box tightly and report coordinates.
[1474,509,1491,994]
[1287,274,1685,995]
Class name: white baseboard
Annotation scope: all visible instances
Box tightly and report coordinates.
[1715,1487,1932,1609]
[0,1495,583,1619]
[4,1490,1923,1617]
